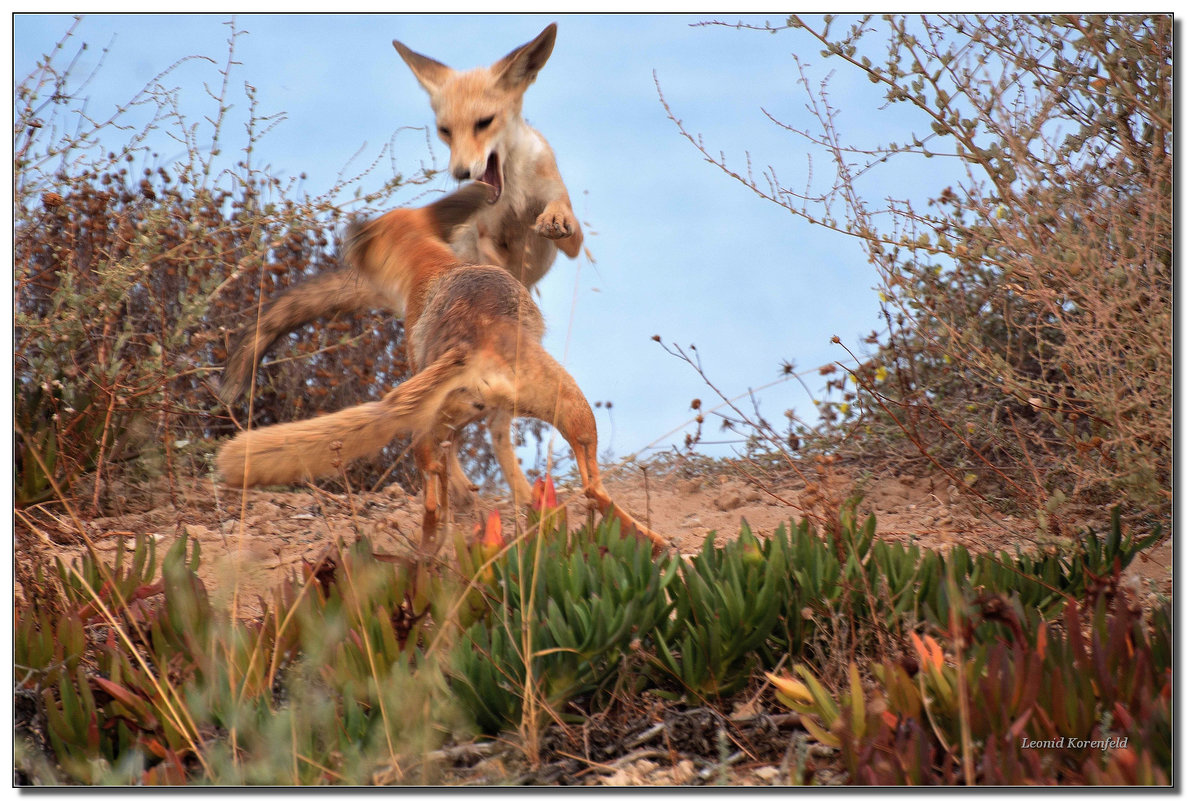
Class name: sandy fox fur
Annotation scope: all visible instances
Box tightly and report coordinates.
[218,23,582,408]
[217,184,665,551]
[215,347,466,488]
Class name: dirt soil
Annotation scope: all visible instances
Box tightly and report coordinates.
[25,460,1172,621]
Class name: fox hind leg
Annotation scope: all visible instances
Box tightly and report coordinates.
[446,450,477,510]
[488,406,534,508]
[414,436,448,552]
[511,349,669,552]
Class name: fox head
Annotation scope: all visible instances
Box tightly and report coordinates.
[393,24,557,204]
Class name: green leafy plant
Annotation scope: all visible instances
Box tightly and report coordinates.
[14,494,1166,786]
[15,602,86,694]
[652,524,792,698]
[451,515,678,733]
[17,526,474,785]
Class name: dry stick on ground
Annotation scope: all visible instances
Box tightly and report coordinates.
[161,387,180,511]
[88,370,124,516]
[642,464,653,534]
[369,438,420,494]
[327,439,364,527]
[731,461,810,515]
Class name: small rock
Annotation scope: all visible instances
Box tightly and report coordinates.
[606,770,632,786]
[252,501,284,521]
[184,523,214,539]
[714,492,744,512]
[730,699,762,720]
[247,540,278,560]
[472,756,508,783]
[667,759,696,785]
[753,766,780,783]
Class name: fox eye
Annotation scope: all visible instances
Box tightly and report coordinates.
[475,116,494,132]
[438,126,451,139]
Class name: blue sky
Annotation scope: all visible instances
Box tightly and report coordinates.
[14,13,948,463]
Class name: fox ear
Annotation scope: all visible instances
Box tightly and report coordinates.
[393,40,453,94]
[492,23,556,91]
[426,183,496,240]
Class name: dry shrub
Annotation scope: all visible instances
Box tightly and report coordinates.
[13,19,518,510]
[662,14,1171,528]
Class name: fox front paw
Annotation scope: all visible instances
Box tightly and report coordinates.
[534,206,577,240]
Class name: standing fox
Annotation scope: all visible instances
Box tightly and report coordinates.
[217,184,665,552]
[218,23,582,406]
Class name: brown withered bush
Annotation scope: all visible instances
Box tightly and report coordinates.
[14,19,515,511]
[663,14,1171,531]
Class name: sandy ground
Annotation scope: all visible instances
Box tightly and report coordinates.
[22,460,1172,620]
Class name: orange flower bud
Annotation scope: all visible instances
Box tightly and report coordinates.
[531,475,559,511]
[480,510,505,550]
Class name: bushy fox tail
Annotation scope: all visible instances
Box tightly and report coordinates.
[217,269,389,405]
[217,349,467,488]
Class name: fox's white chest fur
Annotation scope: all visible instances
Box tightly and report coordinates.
[448,122,562,287]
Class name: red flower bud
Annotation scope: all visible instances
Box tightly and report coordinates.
[531,475,559,511]
[480,510,505,550]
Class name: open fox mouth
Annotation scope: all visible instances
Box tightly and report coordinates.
[480,152,502,203]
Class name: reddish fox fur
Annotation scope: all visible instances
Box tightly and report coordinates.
[217,183,665,552]
[218,23,581,408]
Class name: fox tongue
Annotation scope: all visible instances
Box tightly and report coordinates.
[480,153,501,202]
